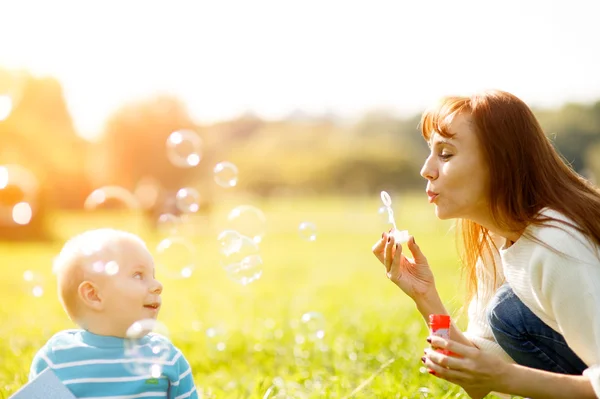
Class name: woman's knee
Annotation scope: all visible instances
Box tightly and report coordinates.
[486,283,526,334]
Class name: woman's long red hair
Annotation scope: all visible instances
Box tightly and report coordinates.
[420,90,600,304]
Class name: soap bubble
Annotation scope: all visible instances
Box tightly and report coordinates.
[298,222,317,242]
[156,213,181,236]
[220,234,263,285]
[175,188,200,213]
[217,230,243,256]
[0,164,39,226]
[226,205,266,244]
[205,326,228,352]
[123,319,171,377]
[299,312,326,341]
[224,254,264,286]
[155,237,195,279]
[84,186,140,211]
[213,161,239,188]
[22,270,45,297]
[166,129,202,168]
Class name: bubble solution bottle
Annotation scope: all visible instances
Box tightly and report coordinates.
[428,314,451,356]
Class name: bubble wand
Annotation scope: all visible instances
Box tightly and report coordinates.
[380,191,410,244]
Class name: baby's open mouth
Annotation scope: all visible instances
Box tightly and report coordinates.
[144,303,160,309]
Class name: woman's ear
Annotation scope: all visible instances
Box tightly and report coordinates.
[78,281,103,311]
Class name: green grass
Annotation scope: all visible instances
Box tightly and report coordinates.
[0,194,513,398]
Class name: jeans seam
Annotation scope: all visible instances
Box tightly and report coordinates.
[524,340,569,374]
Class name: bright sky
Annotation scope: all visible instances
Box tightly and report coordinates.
[1,0,599,141]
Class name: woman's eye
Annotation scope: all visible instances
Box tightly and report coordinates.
[439,153,453,160]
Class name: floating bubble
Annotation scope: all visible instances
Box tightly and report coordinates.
[0,165,39,226]
[156,213,181,236]
[298,222,317,242]
[217,229,243,256]
[226,205,266,244]
[84,186,140,211]
[175,188,200,213]
[220,234,263,285]
[86,260,121,276]
[123,319,171,377]
[224,254,264,286]
[213,161,239,188]
[22,270,45,297]
[299,312,326,341]
[155,237,195,279]
[206,326,228,352]
[166,129,202,168]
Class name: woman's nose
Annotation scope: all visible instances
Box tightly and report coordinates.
[420,157,437,181]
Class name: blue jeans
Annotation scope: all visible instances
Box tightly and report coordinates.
[486,283,587,375]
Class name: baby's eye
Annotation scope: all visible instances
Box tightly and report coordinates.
[133,272,143,280]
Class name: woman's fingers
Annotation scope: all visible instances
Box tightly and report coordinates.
[406,236,427,264]
[371,232,388,263]
[388,241,404,279]
[384,235,396,272]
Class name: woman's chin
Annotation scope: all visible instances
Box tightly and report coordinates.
[434,205,451,220]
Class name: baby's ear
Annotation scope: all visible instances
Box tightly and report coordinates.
[78,281,103,311]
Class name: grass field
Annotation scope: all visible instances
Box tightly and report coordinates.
[0,194,514,398]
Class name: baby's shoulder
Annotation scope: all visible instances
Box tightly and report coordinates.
[44,329,84,350]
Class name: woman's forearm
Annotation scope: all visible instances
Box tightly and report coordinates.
[414,293,476,348]
[500,363,596,398]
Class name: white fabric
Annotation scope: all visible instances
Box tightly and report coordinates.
[464,208,600,397]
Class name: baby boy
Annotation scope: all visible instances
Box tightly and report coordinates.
[28,228,198,398]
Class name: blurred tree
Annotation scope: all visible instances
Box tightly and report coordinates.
[0,68,89,240]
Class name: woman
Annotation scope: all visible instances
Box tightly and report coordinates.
[372,90,600,399]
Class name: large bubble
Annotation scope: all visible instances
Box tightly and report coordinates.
[213,161,239,188]
[175,187,200,213]
[298,222,317,242]
[226,205,266,244]
[155,237,195,279]
[220,234,263,285]
[123,319,171,378]
[84,186,140,211]
[166,129,202,168]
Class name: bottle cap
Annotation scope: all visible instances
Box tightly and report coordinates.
[429,314,451,329]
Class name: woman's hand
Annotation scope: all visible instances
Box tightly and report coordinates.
[423,336,511,399]
[371,231,437,300]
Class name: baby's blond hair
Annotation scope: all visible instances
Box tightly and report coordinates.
[52,228,147,324]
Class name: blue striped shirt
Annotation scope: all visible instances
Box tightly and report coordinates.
[29,329,198,399]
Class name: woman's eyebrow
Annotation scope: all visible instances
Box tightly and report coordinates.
[430,138,457,148]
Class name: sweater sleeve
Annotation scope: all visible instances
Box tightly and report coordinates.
[534,243,600,398]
